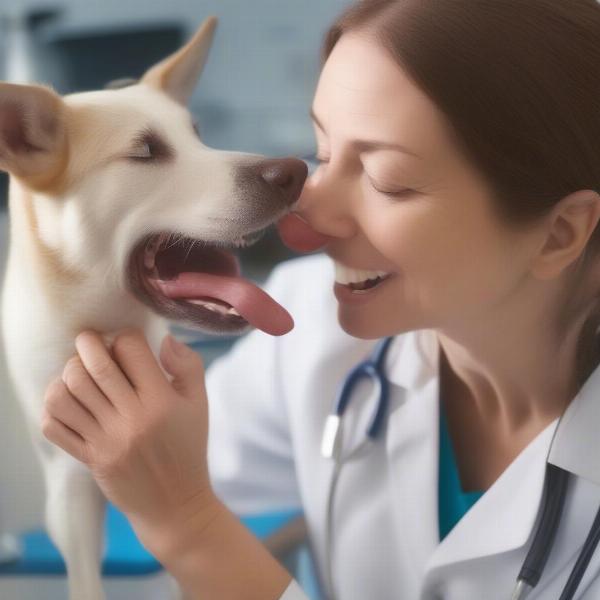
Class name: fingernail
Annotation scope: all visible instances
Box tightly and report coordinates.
[168,334,190,356]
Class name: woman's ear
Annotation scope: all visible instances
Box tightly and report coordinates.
[532,189,600,280]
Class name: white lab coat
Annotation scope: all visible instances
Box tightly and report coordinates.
[205,253,600,600]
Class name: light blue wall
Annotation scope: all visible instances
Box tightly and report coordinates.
[0,0,353,155]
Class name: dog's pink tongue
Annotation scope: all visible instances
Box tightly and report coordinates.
[277,213,330,252]
[157,273,293,336]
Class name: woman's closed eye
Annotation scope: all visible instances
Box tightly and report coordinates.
[312,152,417,198]
[375,188,414,199]
[368,176,415,198]
[314,153,330,165]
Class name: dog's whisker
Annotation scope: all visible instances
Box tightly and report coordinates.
[164,234,176,250]
[183,238,196,264]
[98,262,117,289]
[165,232,185,250]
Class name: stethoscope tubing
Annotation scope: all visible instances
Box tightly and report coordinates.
[558,503,600,600]
[512,464,570,599]
[323,337,392,599]
[332,336,393,438]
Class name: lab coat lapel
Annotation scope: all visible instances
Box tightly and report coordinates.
[425,354,600,574]
[425,417,558,572]
[382,329,560,584]
[548,361,600,486]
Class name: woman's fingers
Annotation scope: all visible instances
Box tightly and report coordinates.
[41,410,88,464]
[45,375,101,439]
[74,330,139,413]
[110,329,170,397]
[61,357,115,425]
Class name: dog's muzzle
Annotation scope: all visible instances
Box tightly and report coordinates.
[125,157,309,337]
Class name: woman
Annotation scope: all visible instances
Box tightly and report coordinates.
[41,0,600,598]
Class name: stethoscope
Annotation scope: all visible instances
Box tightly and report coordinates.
[320,336,600,600]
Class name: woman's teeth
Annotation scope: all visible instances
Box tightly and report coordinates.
[333,260,392,290]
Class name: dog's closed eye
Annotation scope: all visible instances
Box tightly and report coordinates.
[128,129,174,163]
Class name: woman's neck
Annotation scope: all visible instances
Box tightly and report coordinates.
[438,348,560,492]
[434,312,583,436]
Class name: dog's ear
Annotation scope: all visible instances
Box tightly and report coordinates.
[140,17,217,105]
[0,83,67,180]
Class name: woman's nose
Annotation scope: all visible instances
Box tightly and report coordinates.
[293,169,357,240]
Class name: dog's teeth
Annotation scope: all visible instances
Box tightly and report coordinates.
[187,299,218,311]
[185,299,238,315]
[144,252,155,271]
[144,234,166,270]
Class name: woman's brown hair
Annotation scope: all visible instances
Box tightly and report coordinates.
[323,0,600,390]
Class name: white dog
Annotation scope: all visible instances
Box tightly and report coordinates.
[0,17,306,600]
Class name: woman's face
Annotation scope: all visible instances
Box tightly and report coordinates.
[297,32,538,339]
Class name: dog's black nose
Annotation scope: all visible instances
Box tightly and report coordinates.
[257,158,308,206]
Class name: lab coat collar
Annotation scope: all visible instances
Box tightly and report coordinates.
[385,328,600,487]
[384,386,600,597]
[384,328,439,391]
[428,416,559,568]
[383,328,600,574]
[548,358,600,486]
[384,353,560,577]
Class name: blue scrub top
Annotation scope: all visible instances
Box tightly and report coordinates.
[438,401,485,541]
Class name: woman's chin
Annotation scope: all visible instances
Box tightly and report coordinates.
[336,308,420,340]
[337,309,392,340]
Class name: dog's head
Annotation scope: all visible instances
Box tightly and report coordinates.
[0,18,306,336]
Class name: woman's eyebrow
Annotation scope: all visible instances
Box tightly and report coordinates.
[309,107,422,160]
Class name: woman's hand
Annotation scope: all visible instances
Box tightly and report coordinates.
[41,328,221,556]
[42,328,294,599]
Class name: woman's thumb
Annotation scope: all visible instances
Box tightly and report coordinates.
[159,334,205,398]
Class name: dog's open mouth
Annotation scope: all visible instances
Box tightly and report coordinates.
[127,230,293,336]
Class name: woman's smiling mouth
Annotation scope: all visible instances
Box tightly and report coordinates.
[332,259,396,301]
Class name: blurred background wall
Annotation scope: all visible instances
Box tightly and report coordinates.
[0,0,353,150]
